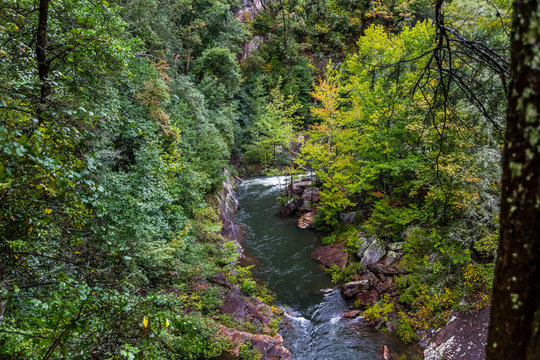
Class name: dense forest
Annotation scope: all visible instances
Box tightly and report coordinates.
[0,0,537,359]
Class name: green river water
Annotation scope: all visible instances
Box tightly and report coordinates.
[236,176,420,360]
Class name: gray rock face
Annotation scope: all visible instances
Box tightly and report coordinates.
[361,238,386,265]
[221,221,246,244]
[217,173,244,258]
[357,234,376,258]
[217,174,239,223]
[385,250,402,266]
[276,197,304,217]
[423,307,490,360]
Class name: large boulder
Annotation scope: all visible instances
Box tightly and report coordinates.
[219,326,292,360]
[340,280,370,299]
[287,181,311,196]
[354,290,380,307]
[276,197,304,217]
[297,211,316,229]
[423,307,490,360]
[360,238,386,265]
[385,250,402,266]
[312,244,348,269]
[356,234,376,258]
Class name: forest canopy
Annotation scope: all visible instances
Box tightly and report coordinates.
[0,0,522,358]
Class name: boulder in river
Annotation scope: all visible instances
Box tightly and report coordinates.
[361,238,386,265]
[381,344,401,360]
[276,197,304,217]
[312,244,348,269]
[287,181,311,196]
[382,344,391,360]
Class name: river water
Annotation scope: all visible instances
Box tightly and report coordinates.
[236,176,420,360]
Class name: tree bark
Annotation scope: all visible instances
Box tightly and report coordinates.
[486,0,540,358]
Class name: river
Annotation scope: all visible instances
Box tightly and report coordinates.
[236,176,420,360]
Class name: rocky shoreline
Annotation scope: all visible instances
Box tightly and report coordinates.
[277,178,490,360]
[215,173,292,359]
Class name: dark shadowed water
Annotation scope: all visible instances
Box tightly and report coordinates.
[236,176,420,360]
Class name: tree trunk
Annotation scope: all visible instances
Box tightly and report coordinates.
[486,0,540,358]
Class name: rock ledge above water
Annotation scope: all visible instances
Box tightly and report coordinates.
[312,243,348,269]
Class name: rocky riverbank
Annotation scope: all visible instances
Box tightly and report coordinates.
[276,178,491,360]
[314,233,490,360]
[276,176,320,229]
[215,173,291,359]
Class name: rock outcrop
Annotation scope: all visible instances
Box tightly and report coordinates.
[297,210,316,229]
[219,289,274,331]
[217,172,245,258]
[287,181,311,196]
[277,178,320,229]
[423,307,490,360]
[356,234,376,258]
[312,243,348,269]
[360,238,386,265]
[219,326,292,360]
[276,197,304,217]
[385,250,402,266]
[216,172,291,359]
